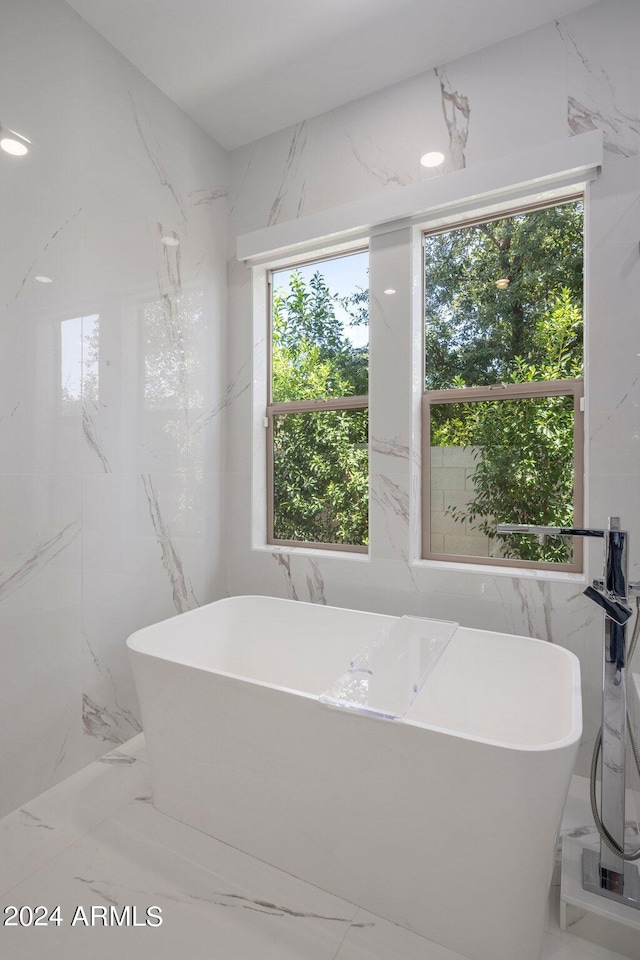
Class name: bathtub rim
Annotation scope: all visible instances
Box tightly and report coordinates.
[127,594,583,754]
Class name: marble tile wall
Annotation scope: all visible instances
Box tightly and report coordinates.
[1,0,638,821]
[0,0,228,815]
[226,0,640,789]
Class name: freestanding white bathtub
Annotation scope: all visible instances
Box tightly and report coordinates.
[127,595,582,960]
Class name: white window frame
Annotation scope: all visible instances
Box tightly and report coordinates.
[265,251,369,553]
[420,198,585,572]
[239,131,602,569]
[422,380,585,571]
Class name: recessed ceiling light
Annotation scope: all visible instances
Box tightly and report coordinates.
[420,151,444,168]
[495,278,510,289]
[0,125,31,157]
[161,235,179,246]
[34,275,53,283]
[384,288,396,295]
[1,138,28,156]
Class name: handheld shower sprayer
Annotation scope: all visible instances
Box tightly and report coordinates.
[497,517,640,908]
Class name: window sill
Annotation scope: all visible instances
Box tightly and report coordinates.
[253,544,370,563]
[412,557,586,583]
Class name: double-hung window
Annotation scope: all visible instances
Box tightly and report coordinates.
[422,198,585,570]
[266,250,369,552]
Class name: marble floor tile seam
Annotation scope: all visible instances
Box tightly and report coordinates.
[0,786,482,960]
[0,755,150,899]
[0,804,363,960]
[117,798,368,921]
[0,792,148,903]
[129,804,482,960]
[329,913,361,960]
[0,752,631,960]
[4,793,363,918]
[126,812,624,960]
[333,912,476,960]
[99,791,374,927]
[0,805,628,960]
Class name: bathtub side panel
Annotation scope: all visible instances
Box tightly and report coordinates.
[130,648,578,960]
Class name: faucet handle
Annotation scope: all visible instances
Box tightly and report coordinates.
[583,584,633,625]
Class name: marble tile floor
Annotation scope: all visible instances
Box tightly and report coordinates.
[0,735,630,960]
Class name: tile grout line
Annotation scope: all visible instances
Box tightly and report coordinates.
[330,908,359,960]
[0,788,145,902]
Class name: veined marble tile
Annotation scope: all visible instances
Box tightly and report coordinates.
[186,495,226,607]
[104,734,147,764]
[80,471,200,757]
[1,0,228,814]
[335,908,466,960]
[0,749,149,897]
[560,0,640,158]
[81,625,142,752]
[0,598,82,817]
[82,472,197,614]
[0,795,357,960]
[436,22,567,170]
[0,758,628,960]
[370,472,410,560]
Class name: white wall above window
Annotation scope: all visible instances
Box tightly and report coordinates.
[237,130,603,265]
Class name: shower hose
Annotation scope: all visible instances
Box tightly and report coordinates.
[589,595,640,861]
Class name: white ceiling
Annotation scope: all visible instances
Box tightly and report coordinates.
[66,0,600,150]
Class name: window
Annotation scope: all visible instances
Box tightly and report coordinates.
[244,132,601,571]
[266,251,369,551]
[60,314,99,413]
[422,198,584,570]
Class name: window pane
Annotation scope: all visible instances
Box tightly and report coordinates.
[271,251,369,402]
[424,200,583,390]
[273,408,368,546]
[61,314,99,413]
[429,396,576,563]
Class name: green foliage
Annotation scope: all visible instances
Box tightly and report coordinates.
[272,271,367,400]
[269,200,584,561]
[425,201,583,389]
[427,200,584,564]
[436,394,575,562]
[272,270,369,546]
[273,409,368,545]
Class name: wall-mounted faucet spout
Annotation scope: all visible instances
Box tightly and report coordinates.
[496,523,605,538]
[496,520,634,659]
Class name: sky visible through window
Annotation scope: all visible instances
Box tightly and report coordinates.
[61,314,99,406]
[272,251,369,349]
